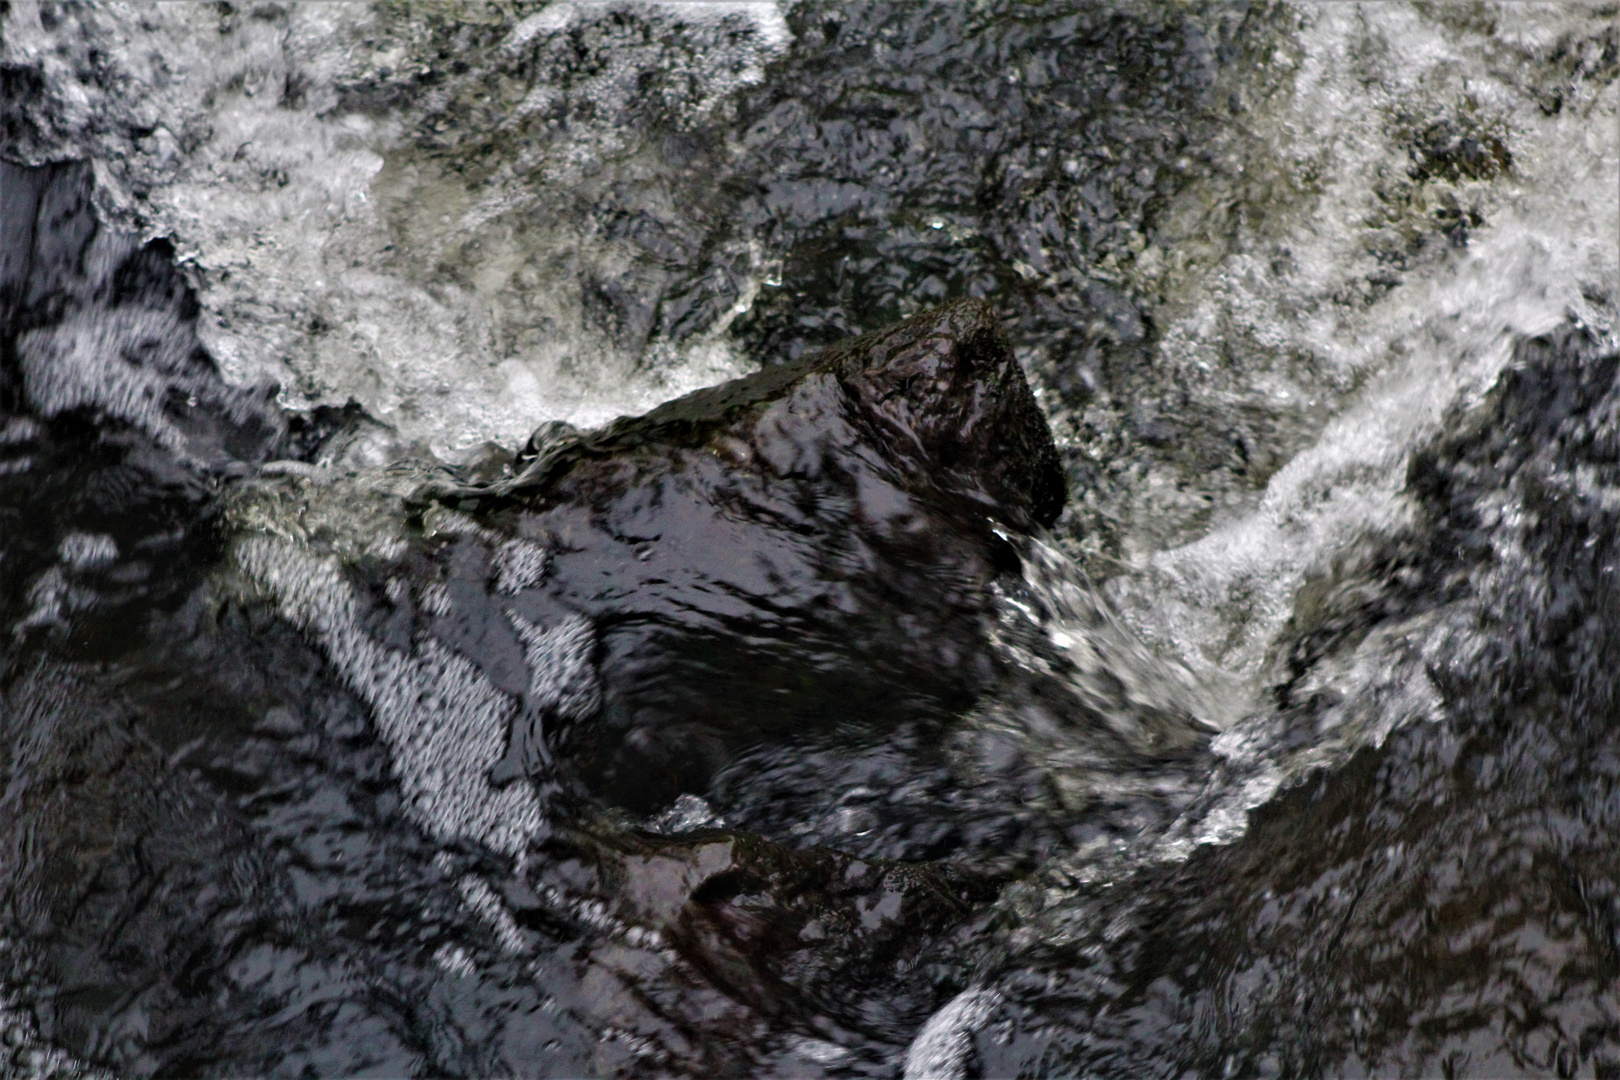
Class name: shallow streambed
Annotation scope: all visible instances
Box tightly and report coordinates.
[1,2,1617,1077]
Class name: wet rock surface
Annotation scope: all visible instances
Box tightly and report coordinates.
[0,184,1109,1076]
[2,2,1617,1078]
[425,297,1070,816]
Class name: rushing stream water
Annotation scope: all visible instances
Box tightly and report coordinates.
[2,2,1617,1077]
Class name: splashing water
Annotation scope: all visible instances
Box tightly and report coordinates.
[1,0,1616,1076]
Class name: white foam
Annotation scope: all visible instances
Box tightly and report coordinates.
[1110,0,1619,706]
[233,535,544,859]
[492,538,551,596]
[1085,0,1620,871]
[902,988,1001,1080]
[0,1,793,457]
[647,793,725,834]
[509,611,601,723]
[454,872,529,956]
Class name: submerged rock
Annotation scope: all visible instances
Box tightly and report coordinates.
[229,295,1200,878]
[5,295,1098,1075]
[416,296,1068,809]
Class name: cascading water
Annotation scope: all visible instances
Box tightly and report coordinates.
[1,2,1616,1078]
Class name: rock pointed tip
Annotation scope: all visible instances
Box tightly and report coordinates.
[837,297,1067,531]
[492,295,1066,532]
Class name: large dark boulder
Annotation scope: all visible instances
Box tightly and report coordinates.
[486,294,1065,530]
[418,297,1069,817]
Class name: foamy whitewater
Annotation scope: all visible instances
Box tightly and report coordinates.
[1,1,1616,1076]
[904,5,1618,1067]
[1,0,790,455]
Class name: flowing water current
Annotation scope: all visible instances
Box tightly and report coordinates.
[1,2,1617,1077]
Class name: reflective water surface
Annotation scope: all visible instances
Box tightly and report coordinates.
[1,2,1617,1077]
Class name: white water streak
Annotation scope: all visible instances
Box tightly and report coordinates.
[233,536,543,859]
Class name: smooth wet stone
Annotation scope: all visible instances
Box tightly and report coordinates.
[419,297,1068,813]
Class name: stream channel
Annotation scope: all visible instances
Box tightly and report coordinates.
[1,2,1618,1077]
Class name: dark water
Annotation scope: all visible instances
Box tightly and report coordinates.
[977,327,1620,1078]
[2,3,1618,1078]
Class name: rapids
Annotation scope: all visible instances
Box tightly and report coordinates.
[1,2,1617,1077]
